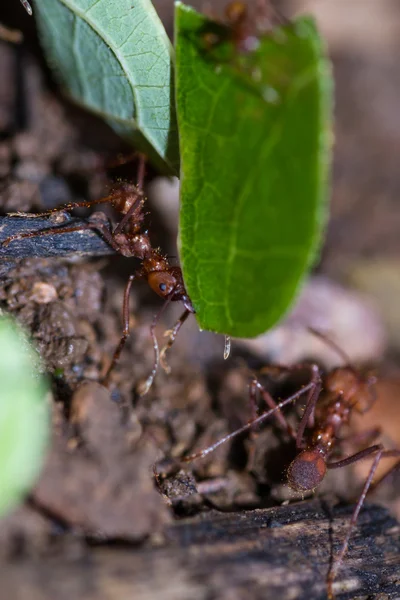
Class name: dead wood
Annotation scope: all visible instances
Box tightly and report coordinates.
[0,500,398,600]
[0,214,115,267]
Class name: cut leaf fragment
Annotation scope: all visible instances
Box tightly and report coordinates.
[34,0,179,174]
[176,4,333,337]
[0,315,49,518]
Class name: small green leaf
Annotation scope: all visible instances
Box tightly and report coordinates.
[176,4,332,337]
[0,315,49,518]
[34,0,179,174]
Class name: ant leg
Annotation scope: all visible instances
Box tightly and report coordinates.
[111,193,143,236]
[159,309,191,373]
[138,294,174,396]
[259,363,321,422]
[295,365,322,448]
[1,220,119,251]
[246,377,286,470]
[307,327,352,365]
[251,377,296,438]
[182,381,315,463]
[104,151,139,170]
[355,374,379,414]
[327,444,388,470]
[337,426,381,448]
[7,196,119,220]
[136,153,146,190]
[2,187,137,248]
[102,274,136,387]
[368,456,400,492]
[258,363,322,444]
[6,181,145,238]
[326,445,400,599]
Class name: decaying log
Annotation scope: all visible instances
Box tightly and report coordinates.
[0,500,398,600]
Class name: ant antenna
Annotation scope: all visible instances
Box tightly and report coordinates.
[138,293,174,396]
[308,327,352,366]
[20,0,33,15]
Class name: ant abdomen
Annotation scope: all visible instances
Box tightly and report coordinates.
[287,449,327,492]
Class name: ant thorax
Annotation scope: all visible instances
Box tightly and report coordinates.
[113,232,152,260]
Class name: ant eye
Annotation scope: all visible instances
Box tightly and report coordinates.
[148,272,176,298]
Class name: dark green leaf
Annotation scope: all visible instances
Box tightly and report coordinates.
[175,4,333,337]
[34,0,179,174]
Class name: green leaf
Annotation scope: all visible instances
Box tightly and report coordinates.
[0,315,49,518]
[175,4,332,337]
[34,0,179,174]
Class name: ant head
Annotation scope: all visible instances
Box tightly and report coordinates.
[225,1,247,25]
[324,367,359,399]
[148,271,177,299]
[324,367,377,412]
[287,449,326,492]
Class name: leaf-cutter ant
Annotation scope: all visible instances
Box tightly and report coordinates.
[202,0,287,54]
[182,329,400,599]
[2,155,195,394]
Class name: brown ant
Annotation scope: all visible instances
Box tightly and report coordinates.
[1,156,195,393]
[203,1,287,54]
[181,329,400,599]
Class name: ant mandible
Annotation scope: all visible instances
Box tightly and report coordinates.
[181,329,400,599]
[2,155,195,394]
